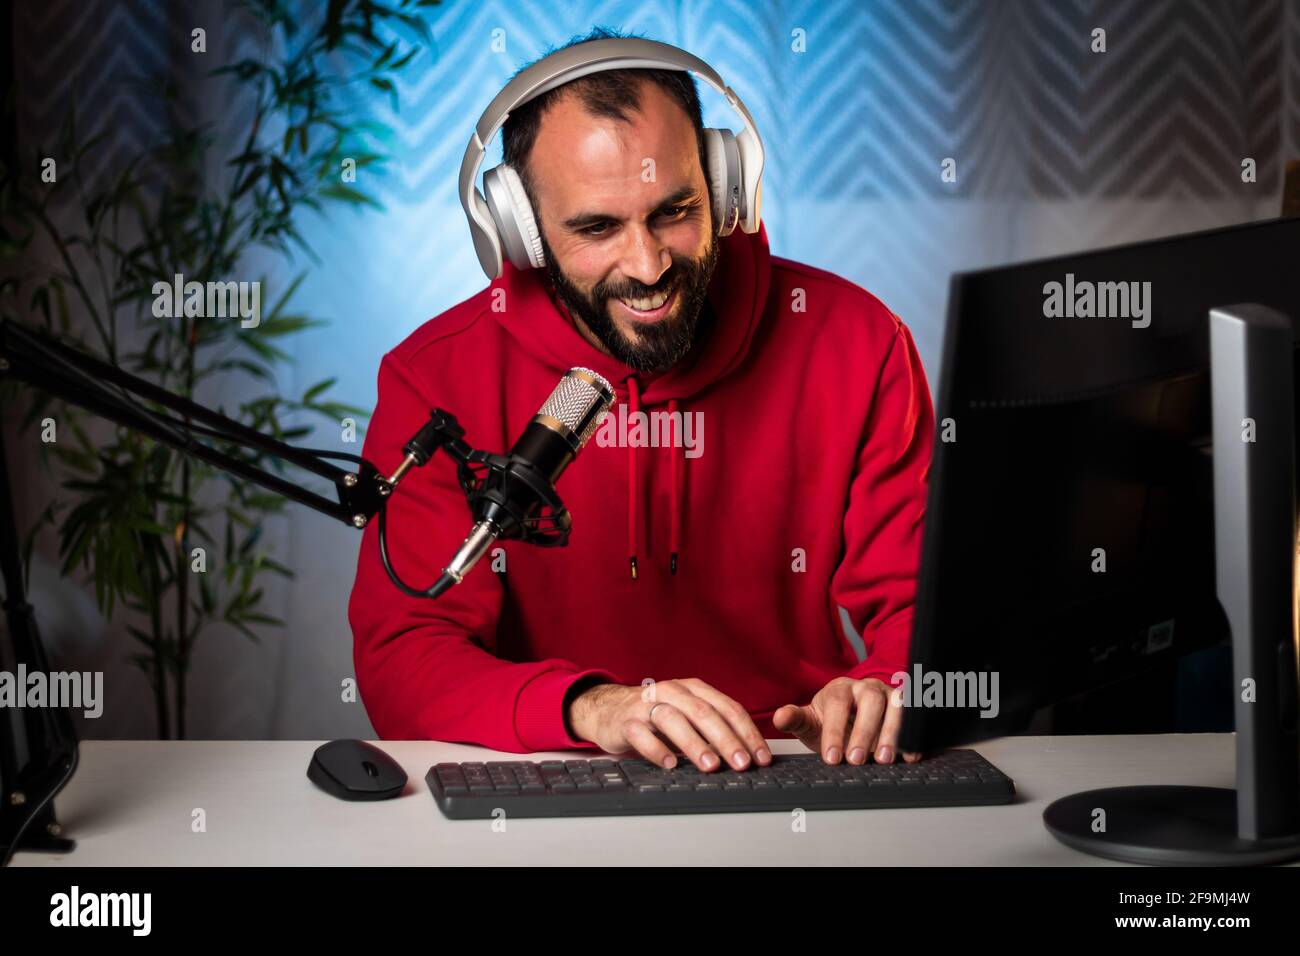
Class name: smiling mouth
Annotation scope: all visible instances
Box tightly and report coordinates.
[614,284,677,322]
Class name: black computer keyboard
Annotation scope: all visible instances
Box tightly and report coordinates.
[426,748,1015,818]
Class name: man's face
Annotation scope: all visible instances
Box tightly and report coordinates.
[526,81,720,373]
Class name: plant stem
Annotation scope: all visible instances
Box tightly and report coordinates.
[147,555,171,739]
[29,205,115,361]
[175,314,198,740]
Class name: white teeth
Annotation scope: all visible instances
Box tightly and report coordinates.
[620,289,670,312]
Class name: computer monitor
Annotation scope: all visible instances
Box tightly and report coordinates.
[896,216,1300,864]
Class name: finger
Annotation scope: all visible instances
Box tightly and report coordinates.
[681,680,771,766]
[658,685,751,771]
[622,718,678,769]
[819,684,854,763]
[845,685,887,765]
[648,702,721,772]
[903,751,924,763]
[871,683,907,763]
[773,703,821,753]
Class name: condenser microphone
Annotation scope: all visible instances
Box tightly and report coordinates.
[431,367,614,597]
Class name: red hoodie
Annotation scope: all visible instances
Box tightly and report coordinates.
[348,222,934,751]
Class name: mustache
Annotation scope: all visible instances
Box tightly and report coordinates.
[596,273,679,302]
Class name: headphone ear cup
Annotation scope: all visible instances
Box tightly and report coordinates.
[483,163,546,270]
[702,127,742,236]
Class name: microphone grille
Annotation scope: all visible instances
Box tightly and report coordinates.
[536,368,615,450]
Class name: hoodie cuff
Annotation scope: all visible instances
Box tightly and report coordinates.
[846,612,914,686]
[515,668,621,752]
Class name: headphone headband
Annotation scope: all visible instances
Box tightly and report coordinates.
[459,38,765,280]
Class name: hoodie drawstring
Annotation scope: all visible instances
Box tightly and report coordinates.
[625,378,684,579]
[668,397,681,576]
[627,376,641,580]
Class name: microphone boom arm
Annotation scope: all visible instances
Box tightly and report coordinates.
[0,317,586,865]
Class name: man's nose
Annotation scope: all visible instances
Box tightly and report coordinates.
[618,224,672,288]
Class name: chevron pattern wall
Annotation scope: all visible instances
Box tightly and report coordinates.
[9,0,1300,738]
[12,1,1300,367]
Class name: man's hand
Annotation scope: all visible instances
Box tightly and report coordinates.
[774,677,923,765]
[567,678,773,772]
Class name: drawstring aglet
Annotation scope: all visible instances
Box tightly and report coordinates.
[670,552,677,575]
[629,556,638,580]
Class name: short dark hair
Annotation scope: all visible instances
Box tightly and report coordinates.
[501,27,707,211]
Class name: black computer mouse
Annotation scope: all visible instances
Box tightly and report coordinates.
[307,739,408,801]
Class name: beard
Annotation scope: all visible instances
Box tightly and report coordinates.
[541,230,720,373]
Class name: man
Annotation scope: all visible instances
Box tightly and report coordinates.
[349,30,934,773]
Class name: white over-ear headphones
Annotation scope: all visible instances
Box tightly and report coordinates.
[458,37,765,281]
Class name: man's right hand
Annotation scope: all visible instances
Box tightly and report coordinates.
[567,678,772,772]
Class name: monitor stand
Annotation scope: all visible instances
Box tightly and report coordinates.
[1043,303,1300,865]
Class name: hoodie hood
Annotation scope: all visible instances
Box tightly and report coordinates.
[489,224,773,579]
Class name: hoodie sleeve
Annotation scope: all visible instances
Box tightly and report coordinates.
[348,351,620,751]
[831,319,935,688]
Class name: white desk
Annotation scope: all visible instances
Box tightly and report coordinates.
[12,733,1276,866]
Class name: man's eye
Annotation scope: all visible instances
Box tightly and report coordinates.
[659,205,687,219]
[581,222,610,237]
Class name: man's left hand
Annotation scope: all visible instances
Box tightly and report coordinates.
[773,677,923,765]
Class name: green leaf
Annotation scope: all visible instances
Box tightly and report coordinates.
[318,183,382,209]
[369,76,399,113]
[302,377,337,403]
[127,624,157,647]
[257,556,296,578]
[256,314,319,337]
[240,612,285,627]
[227,618,263,643]
[389,47,419,71]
